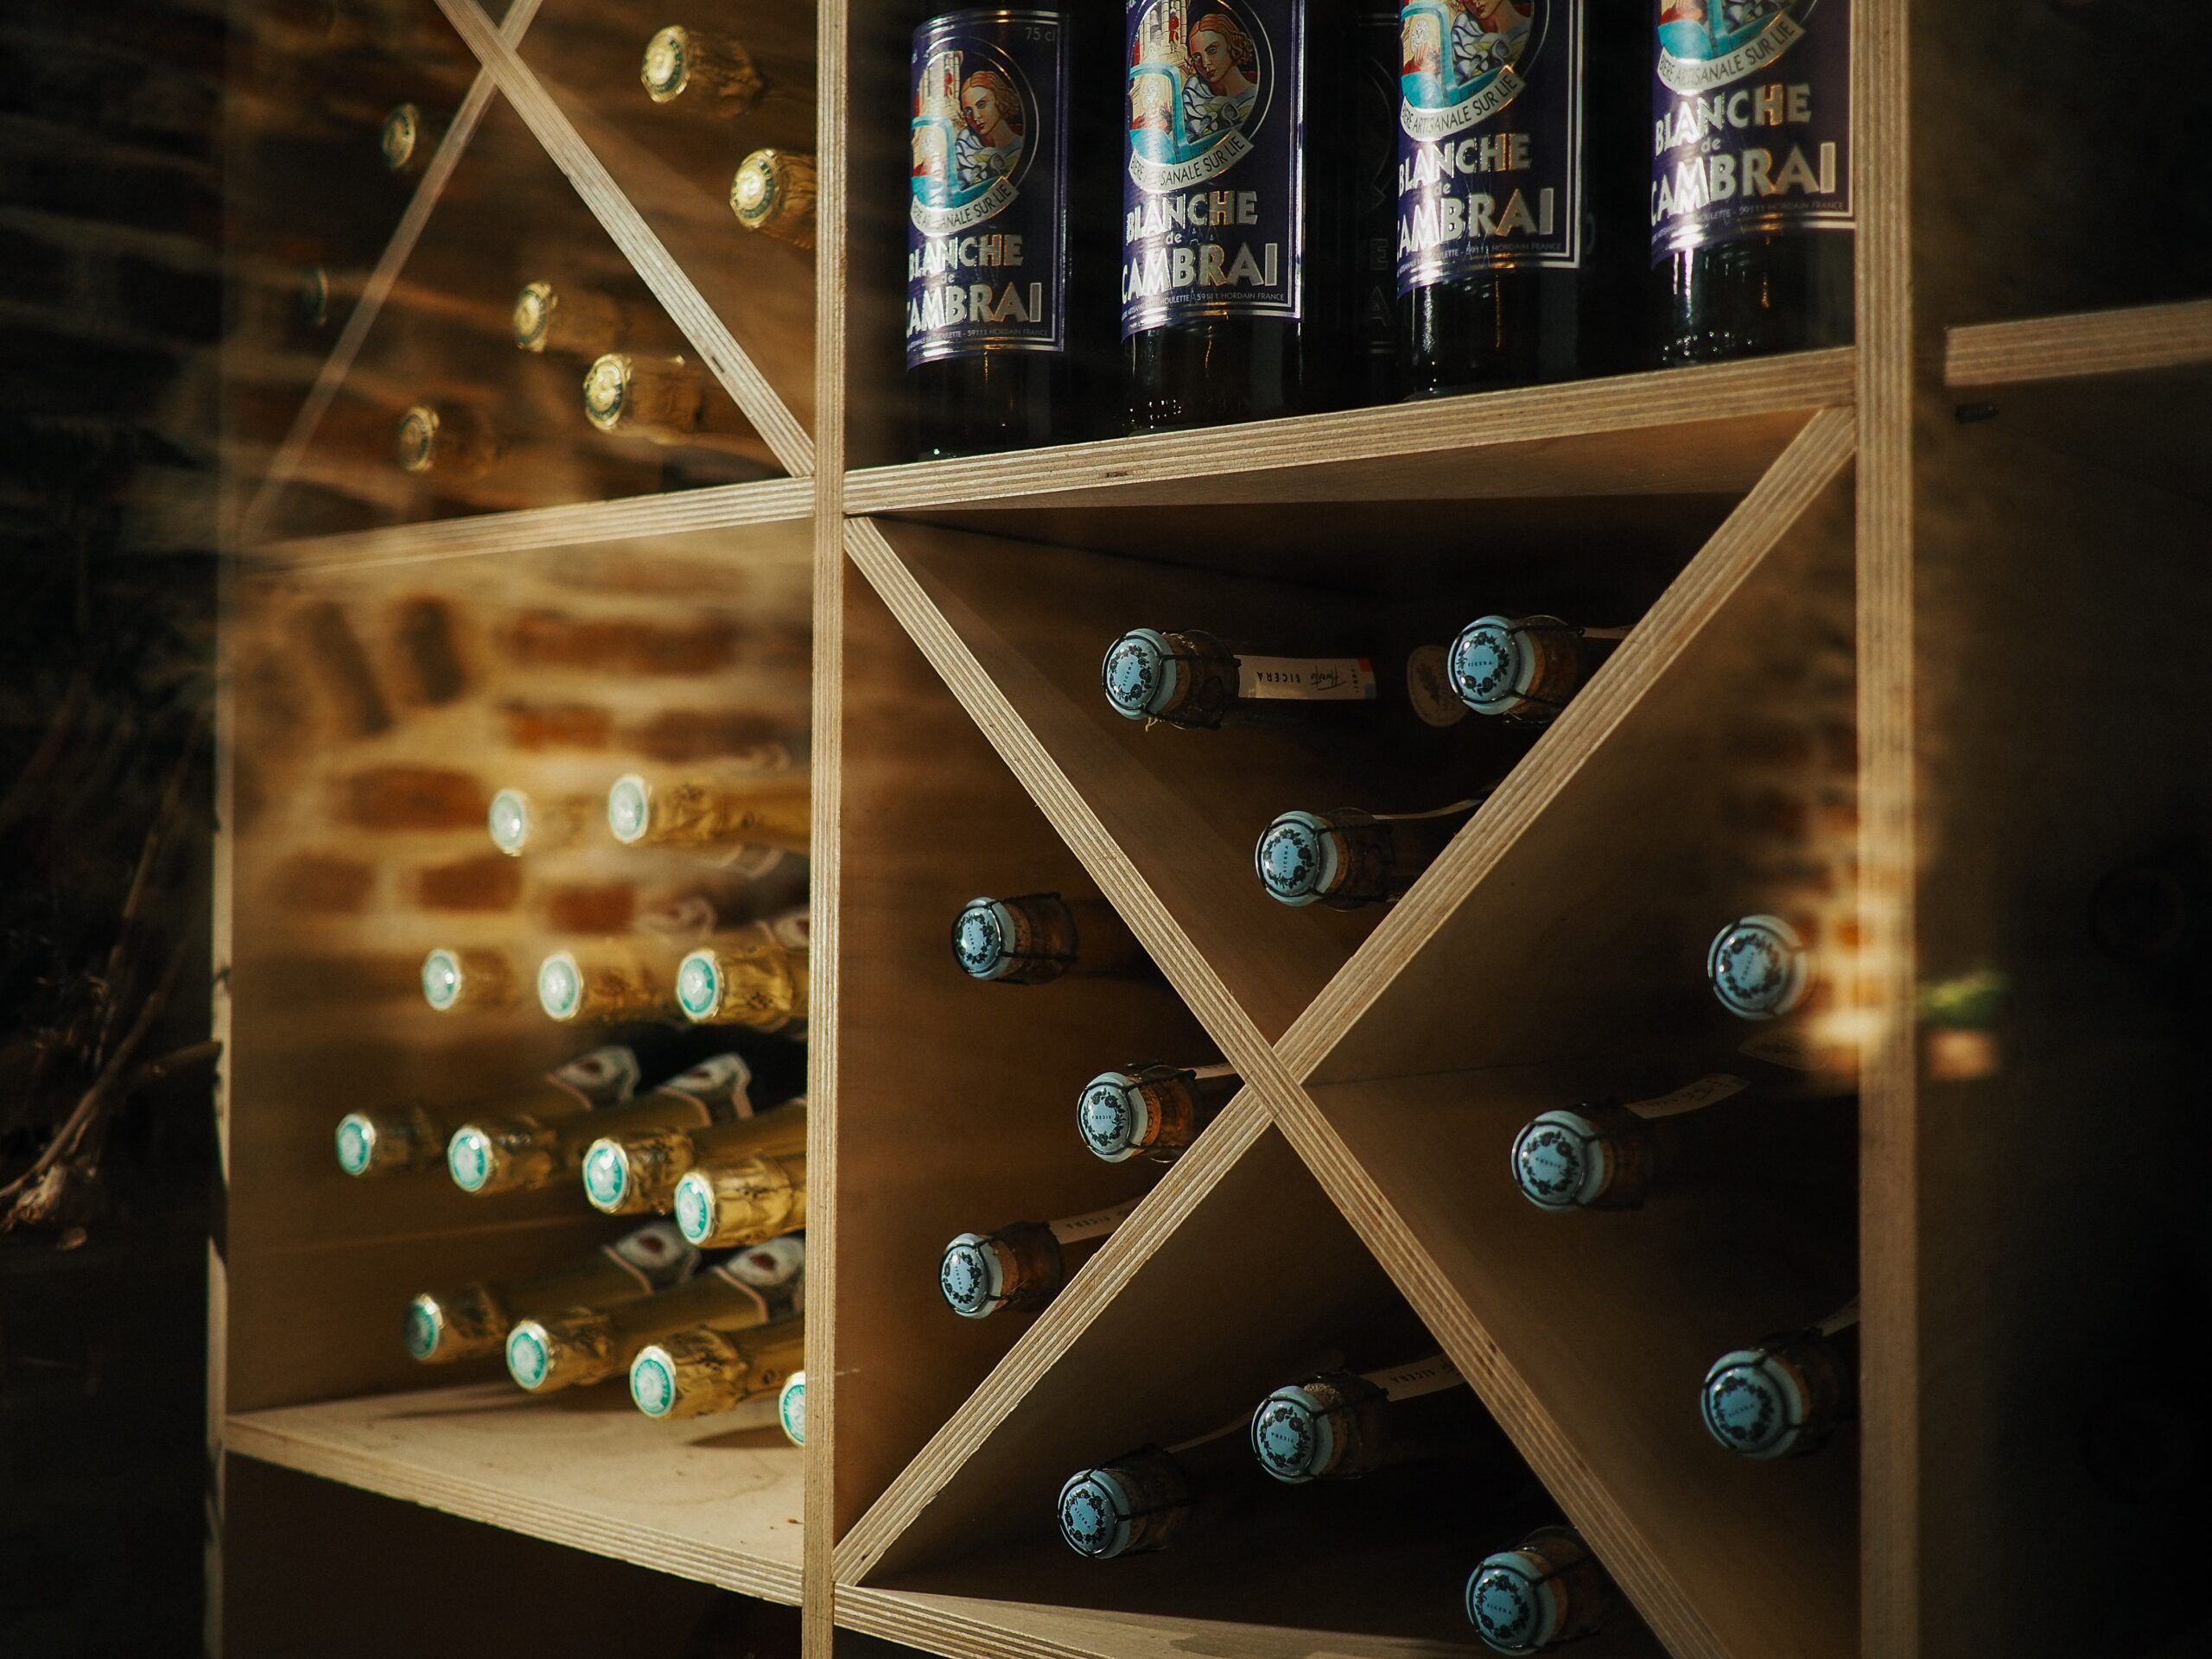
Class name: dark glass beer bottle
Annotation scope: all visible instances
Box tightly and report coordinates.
[1352,8,1402,403]
[1121,0,1353,429]
[1649,0,1854,364]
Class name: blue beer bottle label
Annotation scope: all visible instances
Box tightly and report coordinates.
[1649,0,1853,260]
[1395,0,1584,296]
[1121,0,1305,339]
[906,11,1071,368]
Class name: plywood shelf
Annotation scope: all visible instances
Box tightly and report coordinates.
[1943,296,2212,389]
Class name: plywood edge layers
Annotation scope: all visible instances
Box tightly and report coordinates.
[831,1090,1273,1585]
[1279,405,1860,1081]
[842,348,1857,516]
[1943,296,2212,389]
[430,0,814,474]
[836,1585,1096,1659]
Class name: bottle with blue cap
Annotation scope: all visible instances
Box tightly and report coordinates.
[1249,1351,1512,1484]
[1100,628,1382,730]
[950,891,1145,985]
[677,913,810,1033]
[334,1039,647,1179]
[938,1198,1141,1319]
[777,1368,806,1446]
[1466,1525,1615,1653]
[506,1235,804,1395]
[1077,1062,1239,1164]
[586,1095,807,1217]
[606,760,810,858]
[1446,615,1627,725]
[1254,799,1484,909]
[630,1313,802,1423]
[418,944,518,1014]
[671,1146,807,1248]
[1700,1299,1859,1459]
[1057,1423,1269,1560]
[404,1219,700,1365]
[1707,912,1821,1022]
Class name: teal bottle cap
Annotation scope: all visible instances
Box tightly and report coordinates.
[1448,614,1535,716]
[950,897,1019,980]
[606,772,651,844]
[582,1140,630,1211]
[537,950,584,1021]
[1255,810,1339,906]
[1466,1544,1566,1653]
[487,787,531,855]
[404,1295,442,1362]
[421,947,464,1012]
[938,1231,1006,1319]
[630,1346,679,1417]
[1057,1465,1142,1559]
[1511,1109,1613,1211]
[778,1370,806,1445]
[1101,629,1182,721]
[447,1127,493,1193]
[1077,1071,1148,1163]
[672,1169,716,1245]
[1250,1383,1333,1484]
[1707,914,1809,1020]
[334,1112,376,1177]
[677,949,721,1020]
[506,1322,553,1391]
[1702,1344,1811,1459]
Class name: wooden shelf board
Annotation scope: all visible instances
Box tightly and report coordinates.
[844,350,1854,517]
[1943,296,2212,388]
[225,1382,804,1603]
[250,474,815,569]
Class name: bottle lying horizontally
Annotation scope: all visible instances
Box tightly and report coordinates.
[1100,628,1386,731]
[1249,1351,1517,1484]
[1057,1422,1274,1560]
[938,1198,1141,1319]
[1077,1062,1240,1164]
[585,1096,808,1216]
[1701,1299,1859,1460]
[639,24,766,114]
[1255,798,1486,910]
[506,1234,804,1395]
[677,914,810,1033]
[949,891,1148,986]
[334,1039,654,1178]
[419,944,520,1014]
[776,1369,805,1446]
[1445,615,1630,724]
[729,148,817,249]
[1465,1525,1618,1655]
[449,1041,804,1197]
[537,938,690,1024]
[607,763,810,858]
[672,1144,806,1249]
[405,1218,699,1364]
[630,1313,803,1422]
[378,99,444,177]
[395,401,499,481]
[582,351,730,448]
[486,785,596,857]
[512,280,628,359]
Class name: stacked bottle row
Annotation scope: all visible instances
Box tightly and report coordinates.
[901,1,1853,455]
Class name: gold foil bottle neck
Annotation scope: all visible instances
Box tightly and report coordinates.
[630,1317,803,1421]
[729,149,817,250]
[446,1117,563,1195]
[420,945,518,1013]
[406,1281,507,1363]
[505,1309,619,1392]
[512,280,556,352]
[676,938,808,1029]
[537,944,672,1023]
[674,1150,807,1249]
[582,353,708,442]
[334,1103,444,1177]
[641,25,766,111]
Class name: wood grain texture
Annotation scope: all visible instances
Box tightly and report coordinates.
[1944,298,2212,390]
[844,350,1853,516]
[226,1385,804,1603]
[431,0,812,474]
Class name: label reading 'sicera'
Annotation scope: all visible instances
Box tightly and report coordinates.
[1395,0,1583,296]
[1649,0,1852,260]
[1122,0,1303,338]
[906,12,1070,367]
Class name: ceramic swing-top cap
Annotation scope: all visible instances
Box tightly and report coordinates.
[1100,629,1183,721]
[1255,811,1340,906]
[1466,1541,1573,1653]
[1448,614,1538,715]
[640,25,693,99]
[1707,914,1810,1019]
[1057,1465,1144,1560]
[606,772,652,843]
[1511,1109,1616,1211]
[1249,1382,1339,1483]
[537,950,585,1021]
[778,1369,806,1445]
[487,787,532,853]
[1702,1344,1817,1459]
[938,1231,1007,1319]
[1077,1071,1151,1162]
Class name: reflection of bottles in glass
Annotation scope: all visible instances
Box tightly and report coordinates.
[677,915,810,1032]
[631,1313,803,1421]
[396,403,500,480]
[607,765,811,856]
[938,1199,1139,1319]
[334,1042,644,1178]
[778,1369,806,1445]
[729,149,818,250]
[506,1235,804,1394]
[448,1050,766,1196]
[1101,628,1380,729]
[1058,1426,1266,1559]
[487,786,594,857]
[419,945,519,1014]
[1466,1525,1615,1654]
[512,280,627,358]
[1255,800,1484,909]
[1701,1300,1859,1459]
[585,1096,807,1216]
[1077,1062,1239,1163]
[405,1219,698,1363]
[537,941,678,1024]
[582,352,715,444]
[950,891,1146,985]
[1446,615,1626,723]
[639,25,766,113]
[671,1147,806,1248]
[1250,1352,1507,1483]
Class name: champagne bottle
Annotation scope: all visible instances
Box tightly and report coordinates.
[512,280,627,358]
[1249,1351,1509,1483]
[1465,1525,1615,1654]
[777,1369,805,1445]
[506,1235,804,1394]
[379,100,442,176]
[396,403,500,480]
[537,939,681,1024]
[1707,912,1820,1022]
[486,786,594,857]
[419,945,520,1014]
[1446,615,1627,723]
[1700,1299,1859,1459]
[1254,799,1485,909]
[405,1219,699,1363]
[950,892,1146,985]
[639,25,766,113]
[1077,1062,1239,1163]
[582,352,718,445]
[630,1313,803,1421]
[671,1147,807,1249]
[677,916,810,1032]
[585,1097,808,1216]
[334,1041,645,1178]
[938,1199,1140,1319]
[1057,1423,1268,1559]
[1101,628,1381,729]
[729,149,817,250]
[607,766,811,857]
[448,1050,771,1196]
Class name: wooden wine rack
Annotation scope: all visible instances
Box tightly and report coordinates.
[212,1,2212,1656]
